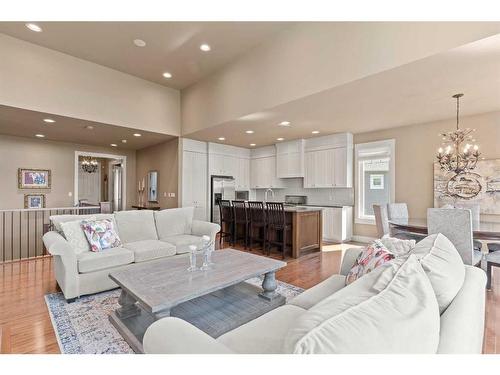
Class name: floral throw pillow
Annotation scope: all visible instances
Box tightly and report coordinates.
[81,219,122,252]
[346,240,395,285]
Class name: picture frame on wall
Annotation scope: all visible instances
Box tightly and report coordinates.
[18,168,51,189]
[370,174,385,190]
[24,194,46,209]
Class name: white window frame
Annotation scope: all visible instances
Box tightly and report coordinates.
[354,139,395,225]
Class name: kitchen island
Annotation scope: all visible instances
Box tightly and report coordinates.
[283,206,323,258]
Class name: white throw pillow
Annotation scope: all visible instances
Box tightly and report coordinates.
[60,220,90,254]
[284,255,440,354]
[380,235,416,257]
[411,233,465,314]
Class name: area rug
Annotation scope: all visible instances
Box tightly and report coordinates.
[45,277,304,354]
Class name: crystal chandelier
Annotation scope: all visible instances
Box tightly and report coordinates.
[436,93,481,175]
[81,156,99,173]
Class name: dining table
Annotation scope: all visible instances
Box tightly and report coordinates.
[389,218,500,241]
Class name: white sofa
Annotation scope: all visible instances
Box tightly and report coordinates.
[42,207,220,301]
[143,234,487,354]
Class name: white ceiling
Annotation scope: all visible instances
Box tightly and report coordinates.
[186,33,500,147]
[0,22,292,89]
[0,105,174,150]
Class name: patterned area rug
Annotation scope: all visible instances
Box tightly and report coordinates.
[45,277,304,354]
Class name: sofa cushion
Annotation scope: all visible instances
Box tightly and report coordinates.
[154,207,194,239]
[217,305,306,354]
[114,210,158,243]
[411,233,466,314]
[284,255,440,354]
[123,240,176,263]
[288,274,346,310]
[163,234,204,254]
[77,247,134,273]
[51,213,115,233]
[346,240,394,285]
[380,235,416,257]
[60,220,91,254]
[81,218,122,252]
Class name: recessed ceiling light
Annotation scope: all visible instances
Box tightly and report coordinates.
[218,137,225,141]
[312,130,320,134]
[279,121,291,126]
[121,139,127,143]
[162,72,172,79]
[245,130,254,134]
[43,118,55,123]
[110,143,117,147]
[85,125,94,130]
[133,133,142,137]
[200,44,211,52]
[133,39,146,47]
[26,23,42,32]
[250,143,256,147]
[35,134,45,138]
[277,138,285,141]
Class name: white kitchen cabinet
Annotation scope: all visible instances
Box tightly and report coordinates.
[182,150,208,221]
[250,156,284,189]
[307,206,353,242]
[276,139,305,178]
[236,157,250,191]
[304,147,351,188]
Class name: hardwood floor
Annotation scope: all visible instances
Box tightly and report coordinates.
[0,244,498,354]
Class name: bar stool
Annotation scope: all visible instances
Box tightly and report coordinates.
[247,201,267,253]
[218,200,234,248]
[265,202,290,259]
[232,200,249,249]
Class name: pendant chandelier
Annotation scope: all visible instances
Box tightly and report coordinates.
[81,156,99,173]
[436,93,481,175]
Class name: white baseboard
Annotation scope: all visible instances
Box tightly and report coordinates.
[351,235,376,244]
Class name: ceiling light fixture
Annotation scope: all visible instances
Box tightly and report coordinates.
[200,44,211,52]
[245,130,254,134]
[85,125,94,130]
[43,118,55,123]
[250,143,256,147]
[162,72,172,79]
[81,156,99,174]
[312,130,320,134]
[110,143,117,147]
[26,23,42,32]
[133,133,142,137]
[279,121,291,126]
[121,140,127,143]
[133,39,146,47]
[277,138,285,141]
[218,137,226,141]
[35,134,45,138]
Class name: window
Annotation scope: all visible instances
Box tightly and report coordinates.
[354,139,395,224]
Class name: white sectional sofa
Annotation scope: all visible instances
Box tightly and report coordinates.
[42,207,220,301]
[143,234,487,354]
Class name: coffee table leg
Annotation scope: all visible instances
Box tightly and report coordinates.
[259,271,278,301]
[116,289,140,319]
[487,262,492,290]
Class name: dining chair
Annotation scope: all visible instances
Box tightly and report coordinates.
[265,202,291,259]
[442,202,483,253]
[427,208,482,266]
[232,200,249,249]
[387,202,425,242]
[218,200,234,247]
[247,201,267,253]
[373,204,390,238]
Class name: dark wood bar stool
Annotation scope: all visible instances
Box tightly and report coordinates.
[247,201,267,253]
[218,200,234,247]
[265,202,290,259]
[232,200,249,249]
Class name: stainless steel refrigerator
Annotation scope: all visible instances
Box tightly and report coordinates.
[211,175,236,224]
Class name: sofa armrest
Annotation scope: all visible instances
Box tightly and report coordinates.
[339,247,364,276]
[143,317,233,354]
[191,220,220,241]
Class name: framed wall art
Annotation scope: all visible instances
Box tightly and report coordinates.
[24,194,46,209]
[18,168,51,189]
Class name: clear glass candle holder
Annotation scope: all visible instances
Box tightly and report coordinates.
[187,245,198,272]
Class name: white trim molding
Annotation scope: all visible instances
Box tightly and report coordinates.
[354,139,396,225]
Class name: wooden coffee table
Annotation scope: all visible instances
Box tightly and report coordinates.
[108,249,287,353]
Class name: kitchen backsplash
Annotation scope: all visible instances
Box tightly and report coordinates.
[253,178,354,206]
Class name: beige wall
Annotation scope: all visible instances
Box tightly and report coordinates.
[353,111,500,238]
[182,22,500,136]
[0,34,181,136]
[136,139,179,209]
[0,134,136,210]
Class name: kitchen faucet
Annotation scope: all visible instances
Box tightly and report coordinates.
[264,188,274,203]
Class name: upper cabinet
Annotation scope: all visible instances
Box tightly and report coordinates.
[208,143,250,191]
[304,133,353,188]
[250,145,285,189]
[276,139,305,178]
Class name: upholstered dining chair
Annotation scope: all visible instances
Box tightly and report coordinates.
[427,208,482,266]
[442,202,483,253]
[387,203,409,220]
[373,204,390,238]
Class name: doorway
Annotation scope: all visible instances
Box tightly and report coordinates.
[74,151,127,211]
